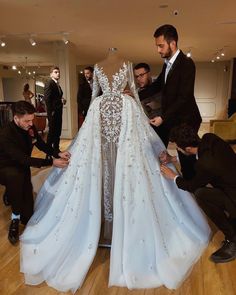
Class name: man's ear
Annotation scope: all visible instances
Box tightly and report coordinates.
[13,115,19,122]
[170,40,177,50]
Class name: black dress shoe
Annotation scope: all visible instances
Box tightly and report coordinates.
[210,239,236,263]
[3,191,10,206]
[8,219,19,245]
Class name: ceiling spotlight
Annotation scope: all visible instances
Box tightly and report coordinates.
[29,36,36,46]
[173,10,179,16]
[0,38,6,47]
[62,33,69,44]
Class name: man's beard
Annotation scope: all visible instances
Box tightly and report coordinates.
[162,46,173,59]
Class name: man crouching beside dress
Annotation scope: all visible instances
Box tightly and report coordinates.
[0,100,71,245]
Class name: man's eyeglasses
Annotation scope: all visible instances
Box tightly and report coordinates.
[135,71,149,79]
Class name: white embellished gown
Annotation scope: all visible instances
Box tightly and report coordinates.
[20,62,210,293]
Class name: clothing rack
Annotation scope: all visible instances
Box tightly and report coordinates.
[0,102,14,128]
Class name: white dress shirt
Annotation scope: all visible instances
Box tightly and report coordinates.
[164,49,180,82]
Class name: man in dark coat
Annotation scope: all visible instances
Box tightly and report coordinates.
[44,66,65,153]
[0,101,70,245]
[141,24,202,180]
[160,124,236,263]
[77,66,94,119]
[134,62,162,120]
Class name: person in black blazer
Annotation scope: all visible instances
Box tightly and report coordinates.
[0,101,70,245]
[134,63,162,120]
[77,66,94,120]
[141,24,202,180]
[44,66,65,153]
[133,63,162,138]
[160,124,236,263]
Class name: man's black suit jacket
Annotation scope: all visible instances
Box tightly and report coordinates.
[0,121,58,169]
[176,133,236,212]
[44,79,63,117]
[141,50,202,131]
[77,79,92,116]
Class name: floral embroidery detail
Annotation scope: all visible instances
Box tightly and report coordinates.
[96,63,127,144]
[92,63,128,229]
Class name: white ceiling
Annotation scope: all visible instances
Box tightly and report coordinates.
[0,0,236,67]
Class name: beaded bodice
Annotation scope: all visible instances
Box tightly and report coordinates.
[93,62,128,144]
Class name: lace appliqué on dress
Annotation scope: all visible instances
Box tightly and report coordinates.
[94,63,128,239]
[97,63,128,144]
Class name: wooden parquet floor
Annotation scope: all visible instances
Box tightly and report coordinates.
[0,139,236,295]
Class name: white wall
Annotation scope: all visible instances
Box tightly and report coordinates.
[195,62,230,121]
[2,78,35,103]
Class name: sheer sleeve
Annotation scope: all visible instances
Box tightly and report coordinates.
[90,65,100,104]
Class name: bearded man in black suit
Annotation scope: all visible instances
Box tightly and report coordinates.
[141,24,201,180]
[77,66,94,120]
[160,124,236,263]
[0,101,70,245]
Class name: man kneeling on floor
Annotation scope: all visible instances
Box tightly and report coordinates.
[160,124,236,263]
[0,100,70,245]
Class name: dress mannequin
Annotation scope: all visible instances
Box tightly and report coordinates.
[97,48,128,84]
[95,48,130,246]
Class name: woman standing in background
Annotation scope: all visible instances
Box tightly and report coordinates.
[23,83,34,104]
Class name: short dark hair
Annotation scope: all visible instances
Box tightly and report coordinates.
[11,100,36,116]
[153,24,178,45]
[84,66,94,73]
[50,65,60,73]
[134,63,150,72]
[169,124,200,149]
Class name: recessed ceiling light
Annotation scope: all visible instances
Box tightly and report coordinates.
[62,33,69,44]
[0,39,6,47]
[29,36,36,46]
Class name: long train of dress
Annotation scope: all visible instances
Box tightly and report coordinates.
[20,62,211,293]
